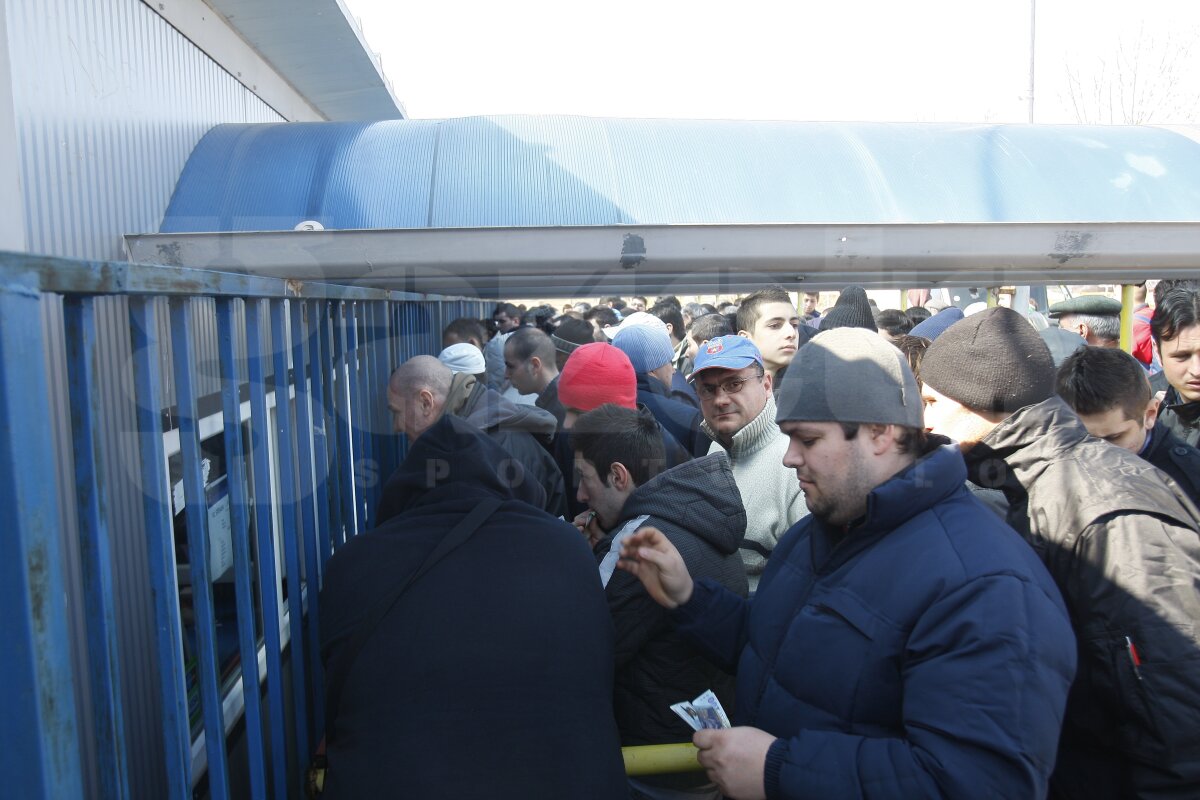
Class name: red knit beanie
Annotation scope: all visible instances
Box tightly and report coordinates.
[558,343,637,412]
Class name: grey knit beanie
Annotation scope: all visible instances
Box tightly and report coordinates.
[921,307,1056,413]
[818,285,876,332]
[776,327,923,428]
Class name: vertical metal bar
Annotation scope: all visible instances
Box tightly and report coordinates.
[374,301,396,487]
[0,282,85,799]
[269,299,310,761]
[63,295,131,798]
[364,302,383,517]
[167,297,231,800]
[1120,283,1136,353]
[289,299,325,739]
[128,297,191,799]
[347,303,370,534]
[214,298,268,798]
[332,303,357,541]
[305,302,333,571]
[244,299,289,798]
[316,302,343,554]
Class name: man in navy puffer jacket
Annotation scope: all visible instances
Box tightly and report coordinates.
[619,328,1077,800]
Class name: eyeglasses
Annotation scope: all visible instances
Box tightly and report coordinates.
[695,375,760,400]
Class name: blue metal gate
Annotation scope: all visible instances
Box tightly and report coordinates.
[0,250,489,798]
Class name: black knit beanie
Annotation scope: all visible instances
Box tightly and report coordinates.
[921,307,1056,414]
[818,285,876,331]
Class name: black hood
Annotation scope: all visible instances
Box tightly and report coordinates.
[387,415,548,515]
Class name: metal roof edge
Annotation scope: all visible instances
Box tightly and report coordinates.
[206,0,406,121]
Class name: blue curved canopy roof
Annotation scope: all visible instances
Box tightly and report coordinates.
[161,117,1200,233]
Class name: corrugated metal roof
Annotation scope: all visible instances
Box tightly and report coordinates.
[206,0,405,121]
[160,117,1200,234]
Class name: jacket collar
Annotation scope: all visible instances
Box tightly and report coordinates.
[809,441,966,572]
[1162,385,1200,426]
[964,396,1084,494]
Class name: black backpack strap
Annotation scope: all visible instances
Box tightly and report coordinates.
[739,539,773,559]
[323,497,503,743]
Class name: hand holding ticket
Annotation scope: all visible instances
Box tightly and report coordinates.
[670,689,731,731]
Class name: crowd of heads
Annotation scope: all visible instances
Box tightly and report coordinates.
[370,279,1200,797]
[384,280,1200,529]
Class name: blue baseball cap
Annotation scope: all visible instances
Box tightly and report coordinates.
[688,335,763,382]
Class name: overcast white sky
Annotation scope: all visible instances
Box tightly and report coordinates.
[342,0,1200,125]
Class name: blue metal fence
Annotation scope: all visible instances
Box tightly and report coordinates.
[0,251,489,797]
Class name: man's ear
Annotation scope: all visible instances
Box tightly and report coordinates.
[417,388,437,415]
[866,423,896,455]
[1144,396,1161,430]
[762,371,773,394]
[737,330,752,339]
[528,355,541,374]
[609,461,632,491]
[664,322,674,337]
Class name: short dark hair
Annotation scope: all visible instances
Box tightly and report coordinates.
[522,304,557,333]
[905,306,932,325]
[1153,279,1200,310]
[689,312,735,344]
[506,327,556,365]
[493,302,520,318]
[632,295,648,306]
[736,286,793,334]
[648,302,684,340]
[443,317,487,347]
[875,309,914,337]
[1056,346,1149,420]
[584,306,619,329]
[837,423,928,455]
[1151,287,1200,345]
[659,295,682,308]
[571,404,666,488]
[891,335,931,388]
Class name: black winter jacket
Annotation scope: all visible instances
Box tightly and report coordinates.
[966,397,1200,799]
[319,415,628,799]
[1142,420,1200,509]
[374,380,566,526]
[596,453,748,788]
[1157,386,1200,448]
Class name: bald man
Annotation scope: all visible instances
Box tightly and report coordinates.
[378,356,566,523]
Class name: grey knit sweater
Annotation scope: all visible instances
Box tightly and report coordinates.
[703,395,808,592]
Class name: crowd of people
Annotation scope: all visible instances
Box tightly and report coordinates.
[317,281,1200,799]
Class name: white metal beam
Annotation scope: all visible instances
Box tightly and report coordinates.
[125,221,1200,298]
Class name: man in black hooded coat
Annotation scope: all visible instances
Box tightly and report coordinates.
[319,415,629,799]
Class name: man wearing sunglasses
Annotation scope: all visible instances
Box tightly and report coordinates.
[690,336,807,593]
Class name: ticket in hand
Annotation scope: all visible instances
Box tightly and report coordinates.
[670,690,731,731]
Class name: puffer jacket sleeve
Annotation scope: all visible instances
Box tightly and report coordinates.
[1069,515,1200,796]
[762,574,1076,800]
[671,578,751,675]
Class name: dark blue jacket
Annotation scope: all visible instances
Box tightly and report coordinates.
[636,372,712,457]
[320,416,628,799]
[672,443,1077,799]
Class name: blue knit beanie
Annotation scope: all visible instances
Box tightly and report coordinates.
[910,307,965,341]
[612,324,673,373]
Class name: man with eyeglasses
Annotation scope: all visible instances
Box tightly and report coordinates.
[691,336,807,592]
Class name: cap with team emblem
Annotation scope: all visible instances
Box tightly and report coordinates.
[688,335,763,381]
[1047,295,1123,319]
